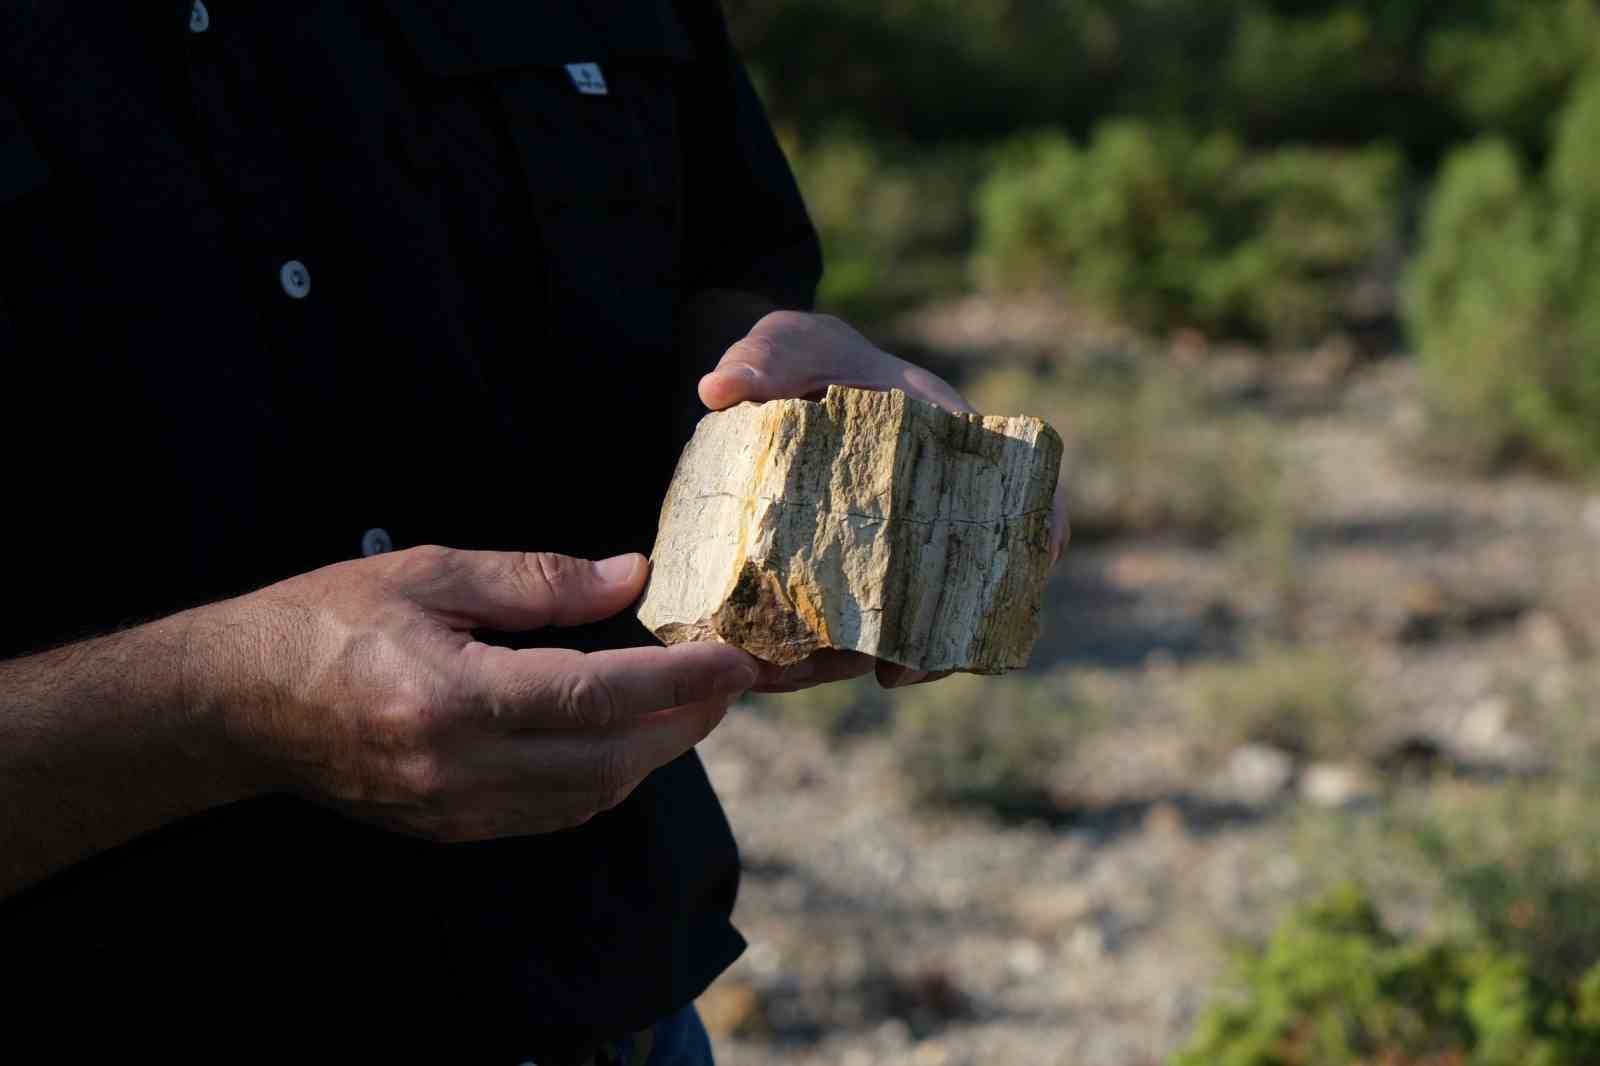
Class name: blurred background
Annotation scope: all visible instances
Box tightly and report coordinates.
[695,3,1600,1064]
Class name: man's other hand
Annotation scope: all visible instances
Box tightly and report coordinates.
[206,547,759,842]
[697,310,1069,690]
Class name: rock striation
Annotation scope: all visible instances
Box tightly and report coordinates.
[637,386,1063,674]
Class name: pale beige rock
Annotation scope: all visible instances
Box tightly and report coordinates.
[636,386,1063,674]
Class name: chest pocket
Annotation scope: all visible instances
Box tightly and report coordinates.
[384,0,693,352]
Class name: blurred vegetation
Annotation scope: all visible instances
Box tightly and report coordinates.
[965,360,1287,543]
[727,4,1600,1059]
[727,0,1593,159]
[1186,644,1365,760]
[892,670,1095,822]
[731,0,1600,470]
[975,127,1399,342]
[783,136,978,319]
[1174,885,1600,1066]
[1407,75,1600,472]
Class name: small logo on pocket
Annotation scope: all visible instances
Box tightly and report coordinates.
[565,62,609,96]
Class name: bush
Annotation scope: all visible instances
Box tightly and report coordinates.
[893,670,1092,822]
[965,359,1287,543]
[974,123,1400,344]
[785,136,978,320]
[1406,75,1600,472]
[1186,644,1364,760]
[1411,781,1600,992]
[1427,0,1600,153]
[1174,886,1600,1066]
[730,1,1523,160]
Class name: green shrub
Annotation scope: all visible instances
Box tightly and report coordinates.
[1427,0,1600,152]
[1410,781,1600,992]
[965,360,1287,542]
[730,0,1522,160]
[759,672,893,739]
[786,135,978,319]
[893,670,1092,822]
[726,0,1225,147]
[974,123,1400,343]
[1186,644,1364,760]
[1406,75,1600,472]
[1174,886,1600,1066]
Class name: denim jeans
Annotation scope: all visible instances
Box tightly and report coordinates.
[645,1006,714,1066]
[596,1006,714,1066]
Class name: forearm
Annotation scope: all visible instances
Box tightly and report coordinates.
[0,607,254,900]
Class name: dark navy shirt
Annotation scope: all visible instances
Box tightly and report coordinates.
[0,2,819,1060]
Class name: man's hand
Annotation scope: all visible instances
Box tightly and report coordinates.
[0,546,761,898]
[697,310,1070,690]
[209,547,760,841]
[698,309,971,416]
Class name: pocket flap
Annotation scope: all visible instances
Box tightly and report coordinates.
[0,95,49,203]
[383,0,694,76]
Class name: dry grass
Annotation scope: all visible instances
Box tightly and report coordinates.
[1183,642,1366,760]
[965,359,1290,545]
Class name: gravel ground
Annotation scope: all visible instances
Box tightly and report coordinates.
[688,312,1600,1065]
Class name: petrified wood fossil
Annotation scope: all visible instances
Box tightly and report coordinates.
[636,386,1063,674]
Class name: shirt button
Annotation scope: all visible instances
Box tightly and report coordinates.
[279,259,311,300]
[360,527,394,558]
[188,0,210,33]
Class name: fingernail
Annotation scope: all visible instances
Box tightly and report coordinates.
[595,554,643,583]
[720,363,761,382]
[715,663,759,697]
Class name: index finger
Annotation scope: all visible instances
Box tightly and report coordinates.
[459,640,761,731]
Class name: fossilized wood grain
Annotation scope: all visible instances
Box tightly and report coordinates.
[637,386,1063,674]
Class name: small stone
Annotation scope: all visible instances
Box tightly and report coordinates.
[1142,799,1187,838]
[1460,697,1510,748]
[744,940,782,978]
[1224,743,1295,806]
[875,1018,913,1049]
[1299,763,1379,809]
[1520,610,1574,660]
[638,386,1063,674]
[1454,697,1541,772]
[1006,938,1048,979]
[1011,886,1095,933]
[1065,924,1105,963]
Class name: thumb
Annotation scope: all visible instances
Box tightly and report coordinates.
[699,337,824,412]
[405,547,649,632]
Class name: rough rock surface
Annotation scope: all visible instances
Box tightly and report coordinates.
[637,386,1063,673]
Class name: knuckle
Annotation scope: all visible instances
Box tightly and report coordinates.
[400,543,453,576]
[758,309,807,333]
[376,681,442,745]
[564,671,619,729]
[727,331,778,366]
[506,551,577,607]
[390,750,449,803]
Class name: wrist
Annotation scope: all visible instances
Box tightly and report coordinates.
[164,599,276,806]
